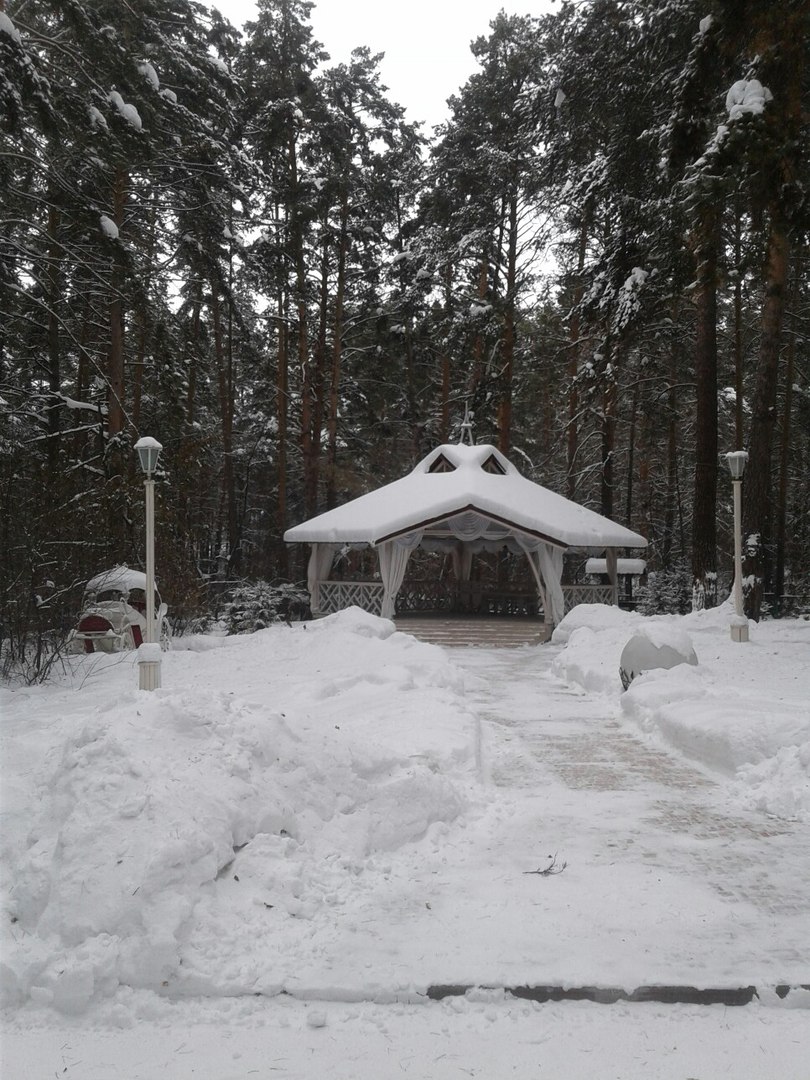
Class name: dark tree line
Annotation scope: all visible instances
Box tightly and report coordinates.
[2,0,808,672]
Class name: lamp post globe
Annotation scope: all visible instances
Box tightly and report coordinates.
[724,451,749,643]
[134,437,163,688]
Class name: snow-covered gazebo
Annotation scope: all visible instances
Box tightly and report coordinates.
[284,442,647,627]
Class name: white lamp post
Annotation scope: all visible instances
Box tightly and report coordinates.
[134,436,163,689]
[725,450,749,643]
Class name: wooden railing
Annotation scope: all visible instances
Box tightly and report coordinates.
[318,579,616,618]
[318,581,384,616]
[562,584,616,612]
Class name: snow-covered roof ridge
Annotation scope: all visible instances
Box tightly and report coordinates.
[285,441,647,551]
[415,442,517,476]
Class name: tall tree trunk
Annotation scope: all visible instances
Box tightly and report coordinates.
[107,166,127,437]
[467,254,489,405]
[742,212,791,620]
[600,342,617,520]
[566,221,587,498]
[276,286,289,577]
[310,220,330,513]
[741,8,805,620]
[290,134,314,522]
[690,204,719,610]
[497,188,518,455]
[211,277,238,575]
[439,264,453,443]
[46,194,61,475]
[732,204,745,449]
[326,189,349,510]
[772,271,797,615]
[625,380,639,527]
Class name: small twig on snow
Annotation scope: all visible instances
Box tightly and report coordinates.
[523,852,567,876]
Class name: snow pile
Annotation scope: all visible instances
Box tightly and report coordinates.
[0,610,477,1013]
[726,79,772,120]
[0,10,22,42]
[99,214,119,239]
[108,90,143,130]
[619,623,697,689]
[552,603,810,819]
[88,104,108,130]
[137,60,159,90]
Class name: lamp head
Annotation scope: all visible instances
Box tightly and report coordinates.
[134,436,162,477]
[725,450,748,480]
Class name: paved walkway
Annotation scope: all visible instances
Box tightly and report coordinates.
[440,645,810,991]
[395,614,550,647]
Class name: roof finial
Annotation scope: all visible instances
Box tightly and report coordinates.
[459,401,475,446]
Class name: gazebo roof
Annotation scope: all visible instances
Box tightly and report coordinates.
[284,443,647,551]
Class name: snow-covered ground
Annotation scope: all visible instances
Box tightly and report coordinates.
[2,603,809,1078]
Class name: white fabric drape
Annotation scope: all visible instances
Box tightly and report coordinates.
[446,511,510,542]
[377,540,413,619]
[523,549,548,620]
[307,543,339,613]
[517,537,565,626]
[450,543,473,581]
[536,543,565,626]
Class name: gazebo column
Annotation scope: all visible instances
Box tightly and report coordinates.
[605,548,619,606]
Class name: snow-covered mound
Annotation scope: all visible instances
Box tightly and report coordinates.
[0,609,478,1013]
[551,602,810,821]
[619,623,698,689]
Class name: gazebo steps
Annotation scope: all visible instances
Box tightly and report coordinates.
[395,616,550,648]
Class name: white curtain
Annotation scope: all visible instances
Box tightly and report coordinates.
[307,544,338,613]
[377,540,414,619]
[517,537,565,627]
[450,543,473,581]
[523,549,548,619]
[537,543,565,626]
[446,511,510,542]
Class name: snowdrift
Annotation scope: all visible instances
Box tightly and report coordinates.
[1,610,478,1013]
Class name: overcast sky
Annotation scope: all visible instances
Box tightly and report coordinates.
[214,0,555,131]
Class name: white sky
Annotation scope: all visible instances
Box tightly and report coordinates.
[214,0,556,131]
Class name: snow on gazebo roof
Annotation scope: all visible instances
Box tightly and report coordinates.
[85,566,152,594]
[284,443,647,551]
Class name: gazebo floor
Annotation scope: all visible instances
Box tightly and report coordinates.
[394,613,550,648]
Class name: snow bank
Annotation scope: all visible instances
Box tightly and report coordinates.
[551,602,810,820]
[1,611,478,1013]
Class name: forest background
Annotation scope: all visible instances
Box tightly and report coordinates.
[1,0,808,677]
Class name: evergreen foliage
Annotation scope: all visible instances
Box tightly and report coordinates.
[2,0,808,671]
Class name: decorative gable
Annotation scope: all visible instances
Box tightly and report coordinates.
[428,454,457,474]
[482,453,506,475]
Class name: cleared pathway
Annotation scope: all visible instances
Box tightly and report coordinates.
[395,614,550,648]
[438,644,810,994]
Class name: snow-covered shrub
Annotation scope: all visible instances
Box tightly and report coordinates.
[636,563,693,616]
[219,580,311,634]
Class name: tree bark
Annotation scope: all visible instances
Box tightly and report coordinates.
[742,212,791,620]
[326,188,349,510]
[107,166,127,437]
[211,277,238,575]
[690,203,719,610]
[566,221,587,499]
[497,188,518,455]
